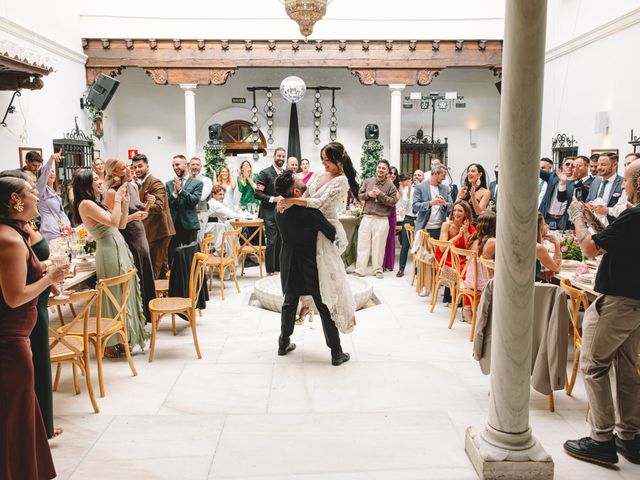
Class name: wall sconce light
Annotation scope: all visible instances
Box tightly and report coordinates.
[595,111,609,134]
[469,128,478,146]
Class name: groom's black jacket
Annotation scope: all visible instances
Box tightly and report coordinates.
[276,205,336,296]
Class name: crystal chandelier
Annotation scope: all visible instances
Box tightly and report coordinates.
[283,0,329,39]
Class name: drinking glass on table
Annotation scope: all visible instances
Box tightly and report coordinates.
[50,252,70,300]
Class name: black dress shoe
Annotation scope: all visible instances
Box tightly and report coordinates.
[615,434,640,464]
[277,342,296,356]
[331,352,350,366]
[563,437,618,465]
[396,270,404,278]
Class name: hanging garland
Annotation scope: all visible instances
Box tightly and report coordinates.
[204,143,227,179]
[360,141,383,180]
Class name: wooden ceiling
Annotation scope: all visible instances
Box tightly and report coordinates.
[82,38,502,87]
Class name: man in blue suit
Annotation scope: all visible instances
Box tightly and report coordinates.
[586,153,624,225]
[539,157,574,230]
[413,164,451,239]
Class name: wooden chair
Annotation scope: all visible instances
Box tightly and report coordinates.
[428,238,455,313]
[51,289,100,413]
[413,230,433,293]
[206,228,241,300]
[148,252,208,362]
[66,269,138,397]
[479,256,495,279]
[449,246,480,341]
[559,278,588,396]
[230,220,266,277]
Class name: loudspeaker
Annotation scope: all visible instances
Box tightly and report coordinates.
[208,123,223,143]
[495,81,501,94]
[365,123,379,140]
[87,74,120,110]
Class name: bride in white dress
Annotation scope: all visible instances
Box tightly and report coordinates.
[277,142,359,334]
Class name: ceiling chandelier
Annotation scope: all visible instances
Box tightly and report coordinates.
[282,0,329,39]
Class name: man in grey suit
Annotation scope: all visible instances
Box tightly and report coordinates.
[166,154,203,266]
[586,152,624,225]
[413,164,451,239]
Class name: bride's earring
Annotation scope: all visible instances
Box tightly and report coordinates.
[13,199,24,212]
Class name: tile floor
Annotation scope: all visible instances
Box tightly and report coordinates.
[49,264,639,479]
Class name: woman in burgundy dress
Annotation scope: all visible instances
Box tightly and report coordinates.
[382,166,401,271]
[0,176,67,480]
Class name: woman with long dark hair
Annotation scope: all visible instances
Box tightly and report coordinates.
[73,169,147,358]
[276,141,359,333]
[456,163,491,225]
[0,175,68,479]
[104,158,156,323]
[382,166,400,271]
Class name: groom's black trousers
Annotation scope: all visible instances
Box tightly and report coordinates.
[280,291,342,358]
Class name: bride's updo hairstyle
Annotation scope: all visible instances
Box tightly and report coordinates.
[321,142,359,199]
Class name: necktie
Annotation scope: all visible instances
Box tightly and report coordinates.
[597,179,608,199]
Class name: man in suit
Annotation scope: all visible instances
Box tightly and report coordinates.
[586,152,624,225]
[274,170,349,366]
[413,164,451,239]
[189,157,213,243]
[166,154,203,266]
[539,157,574,231]
[255,147,286,275]
[132,153,176,279]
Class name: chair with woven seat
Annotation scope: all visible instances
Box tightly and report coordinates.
[479,256,495,279]
[51,289,100,413]
[230,220,266,277]
[559,278,588,396]
[428,238,455,314]
[66,269,138,397]
[205,228,241,300]
[449,245,480,341]
[148,252,208,362]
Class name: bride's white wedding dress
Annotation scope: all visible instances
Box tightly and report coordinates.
[302,175,356,334]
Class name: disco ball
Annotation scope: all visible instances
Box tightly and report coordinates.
[280,76,306,104]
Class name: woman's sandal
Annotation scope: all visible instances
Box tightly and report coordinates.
[104,344,125,358]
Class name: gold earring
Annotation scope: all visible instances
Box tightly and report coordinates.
[13,200,24,213]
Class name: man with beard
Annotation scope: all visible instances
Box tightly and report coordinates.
[166,154,203,266]
[255,147,286,275]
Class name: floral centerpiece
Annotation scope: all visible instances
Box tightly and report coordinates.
[560,231,582,261]
[350,200,364,217]
[74,224,96,254]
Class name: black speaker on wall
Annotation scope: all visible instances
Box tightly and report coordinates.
[87,74,120,110]
[365,123,379,140]
[495,81,502,95]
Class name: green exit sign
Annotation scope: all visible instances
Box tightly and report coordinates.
[232,97,246,104]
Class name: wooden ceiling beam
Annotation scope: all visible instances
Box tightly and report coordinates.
[82,38,502,87]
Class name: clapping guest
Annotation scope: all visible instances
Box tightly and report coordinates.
[35,152,71,241]
[457,163,491,225]
[73,169,147,357]
[0,175,68,480]
[438,201,475,305]
[382,166,401,272]
[189,157,213,243]
[104,159,156,323]
[217,165,236,209]
[463,211,496,322]
[300,158,315,185]
[237,160,259,209]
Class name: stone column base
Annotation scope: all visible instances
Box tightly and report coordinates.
[465,426,554,480]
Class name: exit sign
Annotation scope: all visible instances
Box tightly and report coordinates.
[232,97,246,104]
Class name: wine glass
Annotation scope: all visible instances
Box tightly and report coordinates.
[50,252,70,300]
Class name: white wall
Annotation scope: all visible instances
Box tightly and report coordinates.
[79,0,506,40]
[541,6,640,166]
[111,67,500,184]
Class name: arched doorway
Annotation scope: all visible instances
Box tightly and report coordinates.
[222,120,267,156]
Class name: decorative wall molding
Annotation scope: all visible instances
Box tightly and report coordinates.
[545,7,640,62]
[82,38,502,86]
[0,17,86,65]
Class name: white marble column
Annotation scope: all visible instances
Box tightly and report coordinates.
[388,84,405,168]
[465,1,553,479]
[180,84,198,160]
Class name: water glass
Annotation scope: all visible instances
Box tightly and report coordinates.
[50,253,70,300]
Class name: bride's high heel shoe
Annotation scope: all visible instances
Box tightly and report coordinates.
[295,306,314,326]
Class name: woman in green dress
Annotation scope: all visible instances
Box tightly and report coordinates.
[72,169,147,358]
[0,166,61,438]
[236,160,260,209]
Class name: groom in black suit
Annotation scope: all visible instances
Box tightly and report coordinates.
[274,170,350,366]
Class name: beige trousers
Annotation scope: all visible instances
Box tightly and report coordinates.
[580,294,640,441]
[355,214,389,275]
